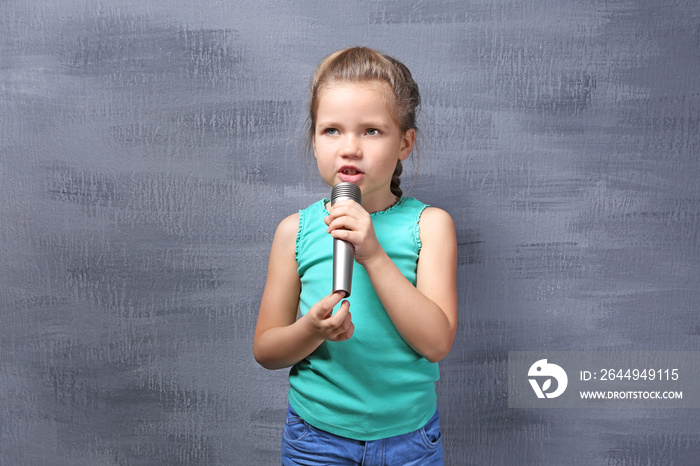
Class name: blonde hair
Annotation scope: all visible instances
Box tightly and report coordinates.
[308,47,421,198]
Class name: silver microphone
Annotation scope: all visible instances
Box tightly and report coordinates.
[331,182,362,297]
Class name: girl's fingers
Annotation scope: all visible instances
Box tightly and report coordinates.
[329,299,350,321]
[323,291,345,316]
[327,201,363,224]
[334,321,354,341]
[308,290,356,342]
[328,228,353,244]
[326,300,353,340]
[327,213,359,233]
[311,291,345,321]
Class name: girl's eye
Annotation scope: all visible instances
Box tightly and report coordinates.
[324,128,338,135]
[366,128,380,136]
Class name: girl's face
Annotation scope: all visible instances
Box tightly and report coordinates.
[313,81,415,212]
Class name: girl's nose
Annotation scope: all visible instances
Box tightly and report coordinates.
[340,135,362,158]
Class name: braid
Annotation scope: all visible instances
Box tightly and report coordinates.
[390,160,403,198]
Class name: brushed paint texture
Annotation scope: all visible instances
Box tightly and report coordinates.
[2,0,699,464]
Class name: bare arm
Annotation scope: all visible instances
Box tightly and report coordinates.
[327,204,458,362]
[253,214,355,370]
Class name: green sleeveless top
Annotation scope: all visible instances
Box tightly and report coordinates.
[289,196,439,441]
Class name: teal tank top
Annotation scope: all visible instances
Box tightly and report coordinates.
[289,196,440,441]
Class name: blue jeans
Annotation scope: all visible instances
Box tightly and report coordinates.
[281,405,443,465]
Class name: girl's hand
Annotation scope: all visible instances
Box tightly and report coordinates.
[303,291,354,342]
[325,200,382,265]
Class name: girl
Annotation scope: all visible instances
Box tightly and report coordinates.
[254,46,458,465]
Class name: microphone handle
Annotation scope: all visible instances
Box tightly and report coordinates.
[333,237,354,297]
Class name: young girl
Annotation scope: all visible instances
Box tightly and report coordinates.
[254,46,458,465]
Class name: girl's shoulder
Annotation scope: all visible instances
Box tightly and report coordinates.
[419,205,453,222]
[280,211,300,226]
[418,206,456,244]
[271,212,300,255]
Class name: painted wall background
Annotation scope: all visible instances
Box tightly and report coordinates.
[2,0,699,464]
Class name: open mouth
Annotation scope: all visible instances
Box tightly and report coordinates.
[340,167,363,176]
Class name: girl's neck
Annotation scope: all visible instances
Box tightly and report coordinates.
[365,195,400,214]
[360,186,400,213]
[325,193,400,214]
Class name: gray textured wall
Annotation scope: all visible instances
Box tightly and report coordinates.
[2,1,699,464]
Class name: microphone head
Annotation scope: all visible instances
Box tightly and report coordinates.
[331,182,361,206]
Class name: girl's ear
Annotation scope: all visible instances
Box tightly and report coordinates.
[398,128,416,161]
